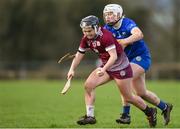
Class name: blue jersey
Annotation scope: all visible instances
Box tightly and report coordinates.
[104,18,151,71]
[104,17,150,60]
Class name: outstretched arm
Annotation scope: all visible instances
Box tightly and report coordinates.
[67,52,85,79]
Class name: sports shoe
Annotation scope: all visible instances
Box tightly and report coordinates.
[162,103,173,125]
[77,115,96,125]
[146,108,157,127]
[116,113,131,124]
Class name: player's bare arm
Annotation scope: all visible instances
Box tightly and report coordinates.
[117,27,144,48]
[97,48,117,77]
[67,52,85,79]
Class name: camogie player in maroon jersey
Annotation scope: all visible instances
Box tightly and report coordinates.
[67,15,157,127]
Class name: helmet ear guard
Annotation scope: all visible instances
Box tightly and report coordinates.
[93,25,98,34]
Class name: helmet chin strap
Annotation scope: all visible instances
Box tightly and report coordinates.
[107,18,121,26]
[107,15,124,27]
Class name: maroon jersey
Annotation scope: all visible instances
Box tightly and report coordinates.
[78,27,129,71]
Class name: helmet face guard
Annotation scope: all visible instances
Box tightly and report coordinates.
[80,21,94,29]
[103,12,120,26]
[103,4,123,26]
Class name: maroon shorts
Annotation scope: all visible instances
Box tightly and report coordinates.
[106,65,133,79]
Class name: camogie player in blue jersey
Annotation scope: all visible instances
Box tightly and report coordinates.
[103,4,173,125]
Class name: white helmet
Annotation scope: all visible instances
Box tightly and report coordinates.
[103,4,123,25]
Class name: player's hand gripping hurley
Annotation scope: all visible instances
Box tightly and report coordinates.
[58,53,75,95]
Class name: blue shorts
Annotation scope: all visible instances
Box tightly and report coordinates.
[129,52,151,72]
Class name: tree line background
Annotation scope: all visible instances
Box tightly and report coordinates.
[0,0,179,79]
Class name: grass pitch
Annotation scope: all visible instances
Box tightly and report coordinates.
[0,79,179,128]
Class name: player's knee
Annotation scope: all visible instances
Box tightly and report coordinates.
[84,81,95,91]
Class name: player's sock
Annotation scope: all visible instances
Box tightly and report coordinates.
[157,100,167,111]
[122,105,130,115]
[86,105,94,117]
